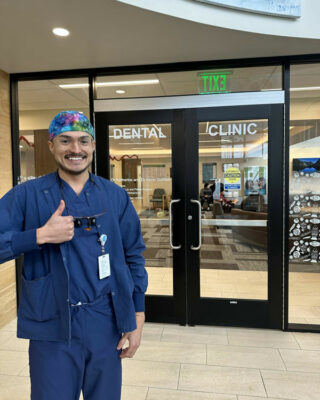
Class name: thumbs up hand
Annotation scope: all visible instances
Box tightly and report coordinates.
[36,200,75,245]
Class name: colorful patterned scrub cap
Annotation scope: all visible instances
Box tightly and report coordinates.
[48,111,94,140]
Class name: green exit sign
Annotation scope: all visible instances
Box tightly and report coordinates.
[199,71,231,94]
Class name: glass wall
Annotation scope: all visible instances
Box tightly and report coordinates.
[18,78,89,182]
[289,64,320,326]
[96,66,282,99]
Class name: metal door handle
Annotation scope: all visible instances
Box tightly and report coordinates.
[190,199,202,250]
[169,199,181,250]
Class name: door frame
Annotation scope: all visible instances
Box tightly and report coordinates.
[94,91,285,329]
[94,109,188,325]
[185,104,284,329]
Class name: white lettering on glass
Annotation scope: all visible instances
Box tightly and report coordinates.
[112,127,167,139]
[208,123,258,136]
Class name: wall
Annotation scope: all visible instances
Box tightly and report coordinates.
[118,0,320,39]
[0,70,16,328]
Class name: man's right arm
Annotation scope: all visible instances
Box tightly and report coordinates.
[0,185,74,264]
[0,185,34,263]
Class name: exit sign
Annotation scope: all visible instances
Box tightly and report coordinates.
[199,71,231,94]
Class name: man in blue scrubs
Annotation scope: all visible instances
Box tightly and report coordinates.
[0,111,148,400]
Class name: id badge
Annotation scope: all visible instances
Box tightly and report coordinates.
[98,254,111,280]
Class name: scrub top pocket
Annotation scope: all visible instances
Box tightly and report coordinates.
[19,273,59,322]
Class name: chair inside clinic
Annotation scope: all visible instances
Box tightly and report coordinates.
[241,194,266,212]
[149,188,167,210]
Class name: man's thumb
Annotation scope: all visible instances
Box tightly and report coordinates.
[53,200,65,217]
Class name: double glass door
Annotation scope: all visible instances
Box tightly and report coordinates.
[95,101,284,329]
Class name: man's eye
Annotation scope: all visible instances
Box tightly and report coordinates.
[80,140,90,145]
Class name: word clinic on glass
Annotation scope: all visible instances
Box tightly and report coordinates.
[208,123,258,136]
[112,127,167,140]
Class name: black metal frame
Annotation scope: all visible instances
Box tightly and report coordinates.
[9,53,320,331]
[9,53,320,81]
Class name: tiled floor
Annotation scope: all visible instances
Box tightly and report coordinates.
[1,318,320,400]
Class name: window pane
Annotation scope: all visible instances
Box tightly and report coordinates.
[289,64,320,326]
[109,123,173,296]
[18,78,89,182]
[199,119,268,300]
[96,66,281,99]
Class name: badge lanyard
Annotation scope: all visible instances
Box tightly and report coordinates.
[56,171,106,232]
[56,171,111,280]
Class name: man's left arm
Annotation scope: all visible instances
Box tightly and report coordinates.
[117,190,148,358]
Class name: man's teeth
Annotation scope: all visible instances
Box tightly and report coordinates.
[67,157,84,160]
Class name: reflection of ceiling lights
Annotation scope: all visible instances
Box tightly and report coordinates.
[59,79,159,89]
[132,147,163,150]
[290,86,320,91]
[98,79,159,87]
[52,28,70,37]
[59,83,88,88]
[261,88,281,91]
[116,90,126,94]
[198,139,232,143]
[118,142,155,145]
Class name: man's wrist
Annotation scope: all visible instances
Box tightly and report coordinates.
[136,312,145,324]
[36,226,47,245]
[136,312,145,317]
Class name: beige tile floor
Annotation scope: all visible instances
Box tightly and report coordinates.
[1,318,320,400]
[146,267,320,324]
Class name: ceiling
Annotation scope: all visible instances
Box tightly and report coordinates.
[1,0,320,74]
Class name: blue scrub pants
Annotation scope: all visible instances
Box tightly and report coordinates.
[29,294,122,400]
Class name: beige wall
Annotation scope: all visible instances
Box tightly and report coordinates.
[0,70,16,328]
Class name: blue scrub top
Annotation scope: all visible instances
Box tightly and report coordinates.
[60,176,110,304]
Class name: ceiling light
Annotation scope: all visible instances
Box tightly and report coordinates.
[290,86,320,91]
[128,142,155,145]
[116,90,126,94]
[97,79,159,87]
[59,79,159,89]
[52,27,70,37]
[261,88,281,91]
[132,147,163,150]
[59,83,88,89]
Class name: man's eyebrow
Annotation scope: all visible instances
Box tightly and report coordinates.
[58,135,91,139]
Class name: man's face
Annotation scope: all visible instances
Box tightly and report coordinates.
[48,131,95,176]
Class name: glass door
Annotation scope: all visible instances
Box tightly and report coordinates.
[186,105,284,329]
[94,100,285,329]
[94,110,187,325]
